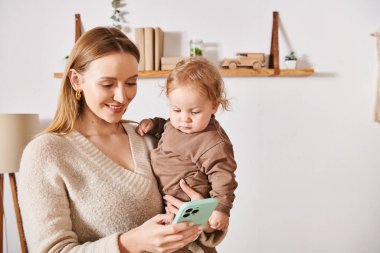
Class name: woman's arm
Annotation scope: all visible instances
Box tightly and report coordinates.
[18,137,124,252]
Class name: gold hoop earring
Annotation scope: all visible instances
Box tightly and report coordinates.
[75,89,82,101]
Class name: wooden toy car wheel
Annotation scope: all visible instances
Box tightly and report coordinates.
[229,62,237,70]
[252,61,262,70]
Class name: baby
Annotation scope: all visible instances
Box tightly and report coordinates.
[137,57,237,231]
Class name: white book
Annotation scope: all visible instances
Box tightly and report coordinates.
[154,27,164,70]
[144,27,154,71]
[134,28,145,71]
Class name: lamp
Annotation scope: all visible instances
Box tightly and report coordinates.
[0,114,39,253]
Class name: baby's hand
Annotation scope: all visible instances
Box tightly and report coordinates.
[208,210,229,231]
[136,119,154,136]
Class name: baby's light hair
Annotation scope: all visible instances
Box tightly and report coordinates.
[166,57,230,110]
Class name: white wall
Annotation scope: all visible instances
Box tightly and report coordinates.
[1,0,380,252]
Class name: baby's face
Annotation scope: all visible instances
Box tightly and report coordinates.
[168,84,218,134]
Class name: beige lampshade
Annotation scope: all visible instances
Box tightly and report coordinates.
[0,114,39,173]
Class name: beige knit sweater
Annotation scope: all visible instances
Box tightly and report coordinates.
[18,123,225,253]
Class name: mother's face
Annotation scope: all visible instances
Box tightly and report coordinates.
[71,52,139,124]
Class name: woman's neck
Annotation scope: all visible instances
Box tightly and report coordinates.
[74,110,124,137]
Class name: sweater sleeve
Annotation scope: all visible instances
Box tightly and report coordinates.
[196,142,238,216]
[18,136,121,253]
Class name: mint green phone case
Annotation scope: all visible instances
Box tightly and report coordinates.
[172,198,218,226]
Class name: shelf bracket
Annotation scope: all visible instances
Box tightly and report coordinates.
[75,14,82,42]
[269,11,280,75]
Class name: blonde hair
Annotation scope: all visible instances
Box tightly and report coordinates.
[43,27,140,135]
[166,57,230,110]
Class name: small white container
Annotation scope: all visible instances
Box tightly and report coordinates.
[285,60,297,69]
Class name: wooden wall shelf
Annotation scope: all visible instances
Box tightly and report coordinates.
[53,68,314,79]
[55,12,314,80]
[220,68,314,77]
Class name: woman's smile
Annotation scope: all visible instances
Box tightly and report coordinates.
[107,104,125,113]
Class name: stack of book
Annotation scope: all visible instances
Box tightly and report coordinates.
[134,27,164,71]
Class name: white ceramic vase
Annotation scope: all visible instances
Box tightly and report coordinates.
[285,60,297,69]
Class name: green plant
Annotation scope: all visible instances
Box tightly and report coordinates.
[111,0,123,30]
[191,47,203,56]
[285,51,297,61]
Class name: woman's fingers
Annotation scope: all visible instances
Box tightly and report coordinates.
[179,179,203,200]
[124,214,202,253]
[152,213,174,225]
[164,179,204,214]
[165,201,179,214]
[158,223,202,251]
[160,228,202,252]
[163,194,183,210]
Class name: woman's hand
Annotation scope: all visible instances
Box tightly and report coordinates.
[164,179,203,211]
[163,179,215,233]
[118,213,202,253]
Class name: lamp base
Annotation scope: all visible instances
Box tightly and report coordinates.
[0,173,28,253]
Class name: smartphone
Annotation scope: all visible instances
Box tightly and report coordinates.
[172,198,218,226]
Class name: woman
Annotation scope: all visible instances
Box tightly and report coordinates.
[18,27,225,252]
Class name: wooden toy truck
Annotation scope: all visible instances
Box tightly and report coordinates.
[221,52,265,70]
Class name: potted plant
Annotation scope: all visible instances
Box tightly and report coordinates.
[189,40,204,56]
[285,51,297,69]
[110,0,123,30]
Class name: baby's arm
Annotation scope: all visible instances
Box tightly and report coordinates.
[209,210,229,231]
[136,119,154,136]
[136,117,168,138]
[198,142,238,216]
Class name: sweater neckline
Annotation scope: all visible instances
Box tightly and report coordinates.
[64,122,156,198]
[68,123,139,174]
